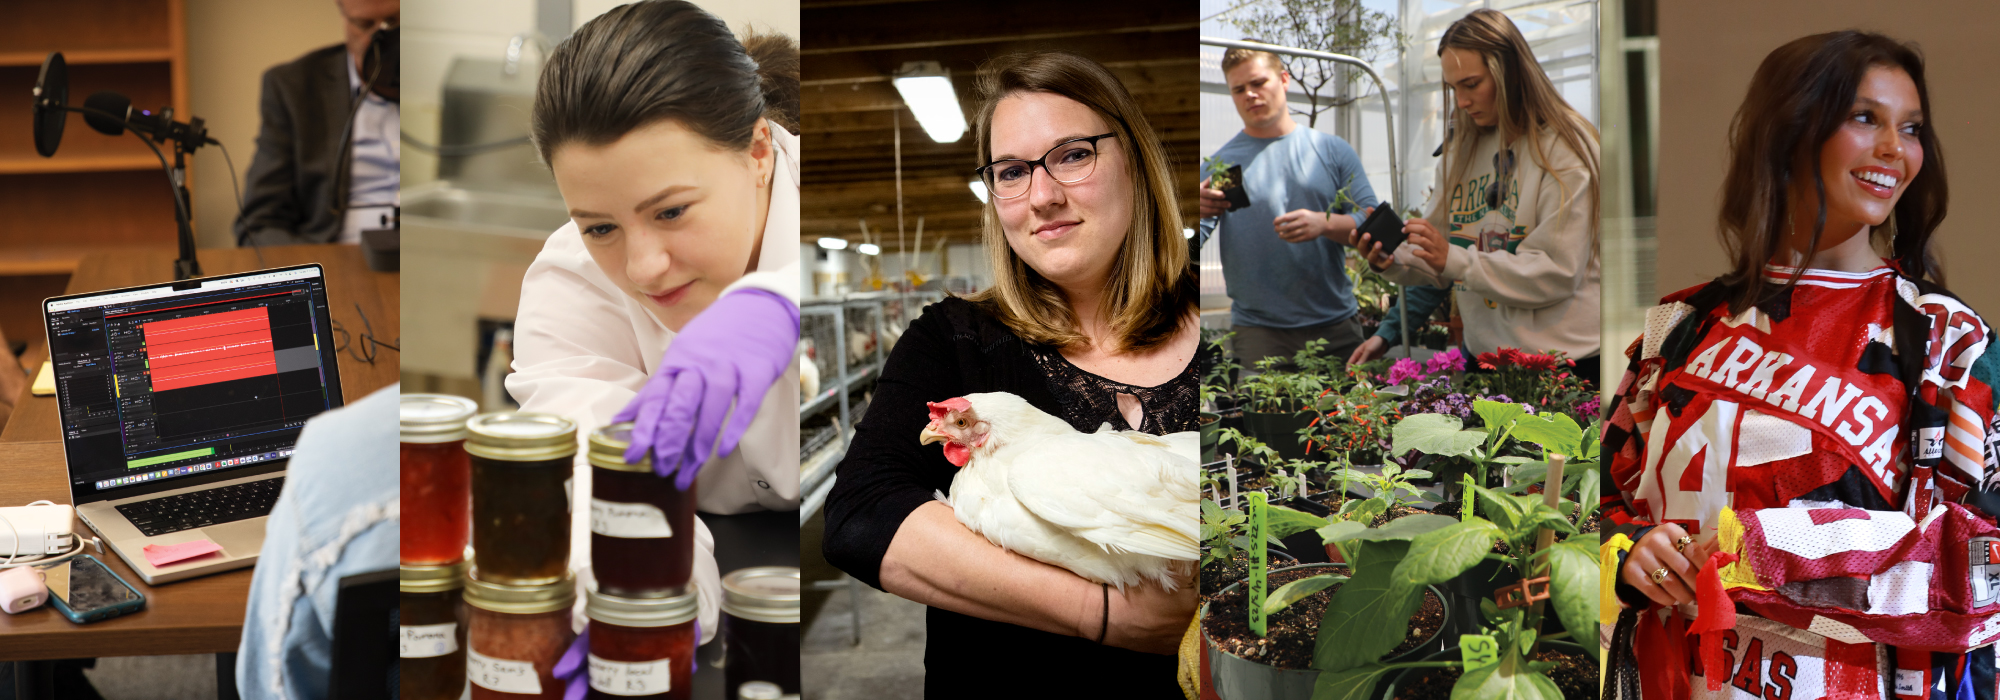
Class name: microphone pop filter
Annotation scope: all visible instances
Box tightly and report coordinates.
[83,91,132,137]
[32,52,67,157]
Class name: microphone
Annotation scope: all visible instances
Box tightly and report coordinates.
[31,52,67,157]
[82,91,216,150]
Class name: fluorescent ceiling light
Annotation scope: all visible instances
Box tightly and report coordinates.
[817,237,849,250]
[858,243,881,256]
[969,179,988,204]
[893,62,966,143]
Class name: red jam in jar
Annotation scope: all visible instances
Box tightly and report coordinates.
[584,587,696,699]
[588,423,695,597]
[402,394,478,566]
[468,412,577,585]
[464,572,577,700]
[401,561,468,700]
[721,567,800,695]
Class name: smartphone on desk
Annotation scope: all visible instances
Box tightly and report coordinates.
[48,555,145,624]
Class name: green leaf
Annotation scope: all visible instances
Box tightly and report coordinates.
[1264,574,1347,616]
[1479,597,1502,625]
[1546,535,1601,648]
[1518,504,1579,537]
[1311,664,1397,700]
[1402,469,1434,480]
[1267,505,1332,540]
[1508,412,1585,456]
[1352,513,1458,542]
[1395,517,1502,586]
[1575,469,1602,522]
[1490,456,1538,464]
[1469,484,1525,532]
[1451,645,1563,700]
[1314,542,1423,671]
[1202,498,1225,522]
[1472,400,1528,436]
[1393,414,1489,458]
[1316,520,1370,544]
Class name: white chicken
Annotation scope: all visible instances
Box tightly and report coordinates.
[848,328,876,363]
[799,338,821,402]
[919,392,1199,592]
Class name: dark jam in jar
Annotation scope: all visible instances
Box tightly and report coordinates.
[584,588,697,700]
[465,573,576,700]
[400,562,468,700]
[401,394,477,566]
[589,424,695,597]
[467,412,577,585]
[721,567,800,694]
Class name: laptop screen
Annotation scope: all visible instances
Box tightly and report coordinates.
[44,265,345,503]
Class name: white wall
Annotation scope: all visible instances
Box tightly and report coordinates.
[186,0,346,250]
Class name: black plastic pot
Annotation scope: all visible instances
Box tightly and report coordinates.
[1221,165,1249,211]
[1377,639,1591,700]
[1201,564,1450,700]
[1202,412,1222,463]
[1243,409,1315,462]
[1443,555,1520,638]
[1272,496,1332,565]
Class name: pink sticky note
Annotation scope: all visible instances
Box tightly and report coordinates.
[143,539,223,567]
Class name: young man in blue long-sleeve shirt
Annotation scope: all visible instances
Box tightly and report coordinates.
[1199,46,1383,373]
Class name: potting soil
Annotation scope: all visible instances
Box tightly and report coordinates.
[1392,644,1595,700]
[1204,566,1445,670]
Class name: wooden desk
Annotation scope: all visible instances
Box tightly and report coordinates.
[1,245,399,443]
[0,245,397,660]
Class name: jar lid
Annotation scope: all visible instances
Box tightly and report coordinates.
[721,567,799,624]
[466,412,577,461]
[463,570,576,614]
[400,394,479,443]
[400,561,467,594]
[584,586,696,627]
[737,681,783,700]
[587,423,650,472]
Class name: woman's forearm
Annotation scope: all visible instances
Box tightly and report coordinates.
[880,500,1098,639]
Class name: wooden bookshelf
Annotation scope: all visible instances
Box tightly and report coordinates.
[0,0,186,354]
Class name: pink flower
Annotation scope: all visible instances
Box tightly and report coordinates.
[1387,358,1422,385]
[1425,348,1466,374]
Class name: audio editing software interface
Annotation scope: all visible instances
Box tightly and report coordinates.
[46,268,342,499]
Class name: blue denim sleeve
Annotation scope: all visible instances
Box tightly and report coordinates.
[1374,284,1451,346]
[237,385,400,700]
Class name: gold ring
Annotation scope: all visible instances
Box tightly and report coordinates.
[1674,535,1695,552]
[1650,567,1670,584]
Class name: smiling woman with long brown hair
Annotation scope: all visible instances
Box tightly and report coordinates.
[1601,31,2000,698]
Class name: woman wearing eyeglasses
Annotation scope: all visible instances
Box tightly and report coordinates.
[822,51,1199,697]
[1351,8,1601,382]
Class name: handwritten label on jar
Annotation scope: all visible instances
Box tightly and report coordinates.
[587,655,672,696]
[467,649,542,694]
[590,499,673,538]
[399,622,458,658]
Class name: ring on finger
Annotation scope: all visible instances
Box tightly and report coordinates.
[1649,567,1670,585]
[1674,535,1695,553]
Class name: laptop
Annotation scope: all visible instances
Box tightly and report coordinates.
[42,264,345,584]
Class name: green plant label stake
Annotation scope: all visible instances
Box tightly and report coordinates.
[1459,634,1499,671]
[1247,491,1268,637]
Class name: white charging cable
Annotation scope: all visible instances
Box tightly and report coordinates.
[0,501,100,570]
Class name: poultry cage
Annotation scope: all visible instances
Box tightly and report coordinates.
[798,290,947,524]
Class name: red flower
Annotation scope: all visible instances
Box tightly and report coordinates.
[1519,353,1558,372]
[1477,352,1505,370]
[1499,347,1528,367]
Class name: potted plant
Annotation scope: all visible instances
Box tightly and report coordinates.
[1200,493,1458,699]
[1205,156,1249,212]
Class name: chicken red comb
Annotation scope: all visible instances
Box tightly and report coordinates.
[927,397,972,421]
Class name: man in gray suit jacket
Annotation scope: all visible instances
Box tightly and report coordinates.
[234,0,399,247]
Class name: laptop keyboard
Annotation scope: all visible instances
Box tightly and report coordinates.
[114,477,286,537]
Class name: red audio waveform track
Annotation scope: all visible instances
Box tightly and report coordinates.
[142,307,278,392]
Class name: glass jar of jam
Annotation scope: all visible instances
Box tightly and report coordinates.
[401,561,468,700]
[465,571,577,699]
[468,412,577,585]
[588,423,695,598]
[583,586,696,699]
[720,567,800,695]
[403,394,479,566]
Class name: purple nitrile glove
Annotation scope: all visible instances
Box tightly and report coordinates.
[612,288,799,490]
[551,628,591,700]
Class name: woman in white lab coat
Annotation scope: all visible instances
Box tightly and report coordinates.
[501,0,800,678]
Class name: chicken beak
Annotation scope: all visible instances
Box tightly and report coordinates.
[919,424,949,446]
